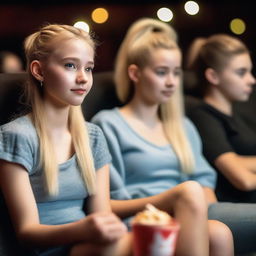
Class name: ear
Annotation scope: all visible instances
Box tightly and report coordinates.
[205,68,219,86]
[128,64,140,83]
[30,60,44,82]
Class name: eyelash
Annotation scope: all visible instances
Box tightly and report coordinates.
[65,63,76,69]
[156,70,166,76]
[155,70,182,76]
[85,67,94,72]
[64,63,94,72]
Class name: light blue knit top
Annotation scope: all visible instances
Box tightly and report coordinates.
[0,115,111,225]
[92,108,216,200]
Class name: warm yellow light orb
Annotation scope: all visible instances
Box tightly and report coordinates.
[230,18,246,35]
[91,8,109,24]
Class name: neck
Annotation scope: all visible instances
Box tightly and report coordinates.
[43,103,70,132]
[121,98,160,127]
[204,90,233,116]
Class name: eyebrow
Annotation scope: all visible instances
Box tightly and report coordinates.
[62,57,94,65]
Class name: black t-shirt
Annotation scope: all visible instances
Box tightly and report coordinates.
[188,103,256,203]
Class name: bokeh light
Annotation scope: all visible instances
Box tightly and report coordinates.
[91,8,109,24]
[230,18,246,35]
[157,7,173,22]
[184,1,199,15]
[73,21,90,32]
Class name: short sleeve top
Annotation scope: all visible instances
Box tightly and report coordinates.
[188,103,256,163]
[0,115,111,225]
[188,103,256,202]
[92,108,216,200]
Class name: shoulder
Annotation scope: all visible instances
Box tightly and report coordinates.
[91,108,119,125]
[1,115,37,140]
[86,121,109,148]
[86,122,112,168]
[0,116,38,172]
[183,116,199,134]
[183,116,203,148]
[87,121,103,136]
[188,103,222,124]
[86,122,105,143]
[1,115,34,131]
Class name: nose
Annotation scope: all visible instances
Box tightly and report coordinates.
[248,72,256,86]
[76,70,88,84]
[166,73,175,88]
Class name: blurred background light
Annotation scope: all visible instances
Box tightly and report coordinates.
[157,7,173,22]
[73,21,90,32]
[184,1,199,15]
[230,18,246,35]
[91,8,109,24]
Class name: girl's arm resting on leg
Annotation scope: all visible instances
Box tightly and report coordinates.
[110,187,179,219]
[0,160,126,248]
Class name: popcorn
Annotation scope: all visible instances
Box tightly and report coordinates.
[132,204,173,225]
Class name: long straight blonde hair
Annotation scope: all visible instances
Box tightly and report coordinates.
[24,24,96,195]
[114,18,194,173]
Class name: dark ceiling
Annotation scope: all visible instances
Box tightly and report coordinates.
[0,1,255,72]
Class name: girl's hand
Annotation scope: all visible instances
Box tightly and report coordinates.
[81,212,128,244]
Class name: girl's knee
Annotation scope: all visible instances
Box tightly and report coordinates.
[175,181,207,214]
[209,220,234,255]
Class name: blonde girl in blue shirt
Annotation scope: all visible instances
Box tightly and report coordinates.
[0,24,131,256]
[92,18,234,256]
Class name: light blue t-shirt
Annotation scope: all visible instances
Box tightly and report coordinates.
[92,108,216,200]
[0,115,111,225]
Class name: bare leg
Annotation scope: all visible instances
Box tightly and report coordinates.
[209,220,234,256]
[69,233,132,256]
[150,181,209,256]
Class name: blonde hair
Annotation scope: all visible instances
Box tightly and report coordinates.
[24,24,96,196]
[187,34,249,96]
[115,18,194,174]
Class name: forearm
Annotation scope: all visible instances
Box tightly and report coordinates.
[18,218,88,248]
[111,193,166,219]
[238,155,256,173]
[215,152,256,191]
[111,190,176,219]
[111,198,147,219]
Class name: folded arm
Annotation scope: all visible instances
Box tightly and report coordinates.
[215,152,256,191]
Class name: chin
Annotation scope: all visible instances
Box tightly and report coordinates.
[237,95,250,102]
[160,98,172,104]
[69,100,84,106]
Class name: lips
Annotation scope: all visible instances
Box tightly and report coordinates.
[162,90,175,96]
[71,88,87,95]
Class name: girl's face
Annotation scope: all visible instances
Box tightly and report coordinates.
[133,48,182,105]
[40,38,94,107]
[215,53,255,102]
